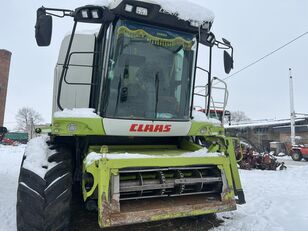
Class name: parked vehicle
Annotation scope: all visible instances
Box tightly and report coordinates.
[291,145,308,161]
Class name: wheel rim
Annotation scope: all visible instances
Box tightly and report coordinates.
[293,152,300,160]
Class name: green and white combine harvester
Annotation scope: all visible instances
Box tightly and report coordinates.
[17,0,245,230]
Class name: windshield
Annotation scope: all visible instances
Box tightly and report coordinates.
[102,20,197,120]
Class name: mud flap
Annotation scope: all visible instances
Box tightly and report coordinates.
[235,189,246,205]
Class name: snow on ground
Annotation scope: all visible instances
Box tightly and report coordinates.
[214,157,308,231]
[0,145,25,231]
[0,145,308,231]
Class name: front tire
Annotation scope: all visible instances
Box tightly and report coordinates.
[291,150,302,161]
[16,141,72,231]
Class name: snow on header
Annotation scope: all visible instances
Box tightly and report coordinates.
[85,147,221,165]
[192,110,221,125]
[98,0,214,24]
[54,108,100,118]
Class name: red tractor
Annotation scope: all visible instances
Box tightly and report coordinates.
[291,145,308,161]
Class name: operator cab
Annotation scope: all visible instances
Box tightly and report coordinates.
[35,0,234,122]
[104,19,196,120]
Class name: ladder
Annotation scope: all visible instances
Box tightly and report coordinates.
[194,77,229,125]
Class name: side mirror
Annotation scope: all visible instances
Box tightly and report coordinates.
[222,38,231,46]
[35,8,52,46]
[224,50,234,74]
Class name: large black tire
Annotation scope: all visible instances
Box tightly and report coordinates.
[291,150,302,161]
[16,144,73,231]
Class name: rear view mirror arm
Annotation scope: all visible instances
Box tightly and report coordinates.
[38,6,74,18]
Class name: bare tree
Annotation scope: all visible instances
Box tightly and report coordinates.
[15,107,43,133]
[231,110,251,123]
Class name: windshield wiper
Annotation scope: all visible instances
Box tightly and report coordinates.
[155,72,160,119]
[114,75,122,116]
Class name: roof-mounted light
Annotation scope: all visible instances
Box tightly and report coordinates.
[91,9,99,19]
[74,6,107,23]
[136,6,148,16]
[125,4,133,12]
[81,9,89,18]
[206,33,215,44]
[202,22,210,30]
[190,20,201,28]
[200,32,216,47]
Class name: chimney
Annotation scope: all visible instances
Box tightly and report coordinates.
[0,49,12,127]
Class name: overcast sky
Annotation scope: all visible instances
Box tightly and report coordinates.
[1,0,308,129]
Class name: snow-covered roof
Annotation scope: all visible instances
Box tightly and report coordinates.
[273,124,308,129]
[98,0,214,24]
[227,118,306,129]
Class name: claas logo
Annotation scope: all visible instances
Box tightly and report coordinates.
[129,124,171,133]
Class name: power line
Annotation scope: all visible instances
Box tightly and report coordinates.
[223,31,308,81]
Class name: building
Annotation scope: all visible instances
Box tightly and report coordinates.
[226,117,308,152]
[0,49,12,127]
[3,132,28,144]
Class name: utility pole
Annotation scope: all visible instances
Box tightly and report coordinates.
[289,68,296,146]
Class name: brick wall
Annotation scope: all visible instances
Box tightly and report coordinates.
[0,49,12,126]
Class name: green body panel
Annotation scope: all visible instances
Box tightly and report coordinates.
[52,117,105,136]
[82,134,242,228]
[226,137,244,192]
[83,152,236,227]
[51,115,243,228]
[51,117,224,137]
[188,121,224,136]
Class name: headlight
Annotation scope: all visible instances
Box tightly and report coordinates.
[74,6,110,23]
[67,123,77,132]
[91,9,99,19]
[81,9,89,18]
[190,20,200,28]
[200,127,207,135]
[125,4,133,12]
[136,6,148,16]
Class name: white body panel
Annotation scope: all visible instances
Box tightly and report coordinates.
[52,34,96,114]
[103,118,191,136]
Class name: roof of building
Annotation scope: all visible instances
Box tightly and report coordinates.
[226,117,308,129]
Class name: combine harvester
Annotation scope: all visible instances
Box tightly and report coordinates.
[16,0,245,230]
